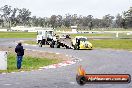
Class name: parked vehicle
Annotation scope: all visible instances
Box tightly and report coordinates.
[36,30,54,47]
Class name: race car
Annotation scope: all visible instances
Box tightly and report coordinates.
[71,36,92,50]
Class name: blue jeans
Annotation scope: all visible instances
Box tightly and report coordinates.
[17,56,23,69]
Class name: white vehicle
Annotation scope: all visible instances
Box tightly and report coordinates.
[37,30,54,47]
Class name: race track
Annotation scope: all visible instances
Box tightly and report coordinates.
[0,38,132,88]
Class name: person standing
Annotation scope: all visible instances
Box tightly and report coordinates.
[15,42,24,69]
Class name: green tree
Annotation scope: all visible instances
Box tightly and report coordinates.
[115,14,123,28]
[56,15,63,27]
[0,5,12,28]
[10,8,18,27]
[50,15,57,29]
[102,14,114,28]
[17,8,31,26]
[123,7,132,28]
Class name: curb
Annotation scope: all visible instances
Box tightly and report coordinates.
[26,49,82,70]
[39,56,81,69]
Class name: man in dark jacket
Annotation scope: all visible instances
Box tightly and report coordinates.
[15,42,24,69]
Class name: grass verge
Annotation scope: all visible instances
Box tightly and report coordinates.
[90,39,132,50]
[70,33,115,38]
[0,32,36,38]
[0,53,60,73]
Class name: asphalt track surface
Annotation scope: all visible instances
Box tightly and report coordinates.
[0,38,132,88]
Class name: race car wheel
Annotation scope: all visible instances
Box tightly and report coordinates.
[38,41,42,47]
[74,43,80,50]
[73,44,78,50]
[50,44,54,48]
[56,41,60,48]
[50,41,54,48]
[57,44,60,48]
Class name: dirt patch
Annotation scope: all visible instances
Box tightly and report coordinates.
[0,46,70,61]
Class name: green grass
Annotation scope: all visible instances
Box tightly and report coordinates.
[24,40,37,45]
[0,53,60,73]
[90,39,132,50]
[0,32,36,38]
[70,33,115,38]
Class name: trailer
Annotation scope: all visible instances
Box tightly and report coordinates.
[50,36,93,50]
[50,36,73,49]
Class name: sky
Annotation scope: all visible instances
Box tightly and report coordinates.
[0,0,131,18]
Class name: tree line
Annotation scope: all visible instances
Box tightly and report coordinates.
[0,5,132,29]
